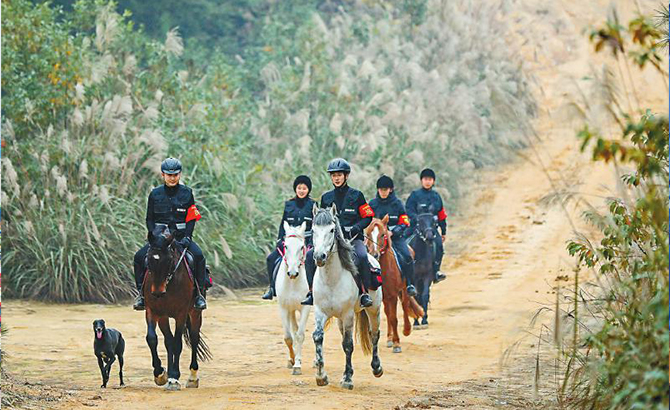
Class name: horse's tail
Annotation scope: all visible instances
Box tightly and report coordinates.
[355,310,373,356]
[184,315,213,362]
[408,295,424,320]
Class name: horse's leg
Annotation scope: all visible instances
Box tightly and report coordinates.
[313,309,329,386]
[145,311,167,385]
[168,316,186,389]
[389,295,401,353]
[400,288,412,337]
[413,280,422,328]
[280,307,295,369]
[157,317,179,391]
[340,312,355,390]
[383,297,393,348]
[293,306,310,375]
[368,305,384,377]
[186,310,202,388]
[421,277,431,327]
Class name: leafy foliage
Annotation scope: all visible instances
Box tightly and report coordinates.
[2,0,534,301]
[562,7,669,409]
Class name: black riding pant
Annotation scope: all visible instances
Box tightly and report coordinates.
[433,236,444,273]
[352,239,372,290]
[392,237,415,287]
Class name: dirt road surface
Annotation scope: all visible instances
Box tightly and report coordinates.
[3,1,666,409]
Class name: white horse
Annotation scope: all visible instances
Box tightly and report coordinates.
[275,222,312,376]
[311,205,384,390]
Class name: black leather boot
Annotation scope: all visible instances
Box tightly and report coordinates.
[262,286,275,300]
[133,283,145,311]
[301,291,313,305]
[406,284,417,297]
[359,293,373,308]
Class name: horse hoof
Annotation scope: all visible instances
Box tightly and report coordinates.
[186,378,199,388]
[393,346,402,354]
[287,359,295,369]
[386,341,393,348]
[292,367,302,376]
[316,375,329,386]
[340,380,354,390]
[154,371,168,386]
[165,378,181,391]
[373,367,384,378]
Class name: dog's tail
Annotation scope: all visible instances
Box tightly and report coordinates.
[183,315,213,362]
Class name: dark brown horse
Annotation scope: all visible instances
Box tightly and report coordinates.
[365,216,424,353]
[144,224,211,391]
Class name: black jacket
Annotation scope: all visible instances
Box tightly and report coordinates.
[277,197,316,246]
[320,184,373,241]
[146,184,198,240]
[405,187,447,235]
[369,192,410,238]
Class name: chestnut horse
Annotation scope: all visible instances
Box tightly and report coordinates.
[365,216,424,353]
[144,224,211,391]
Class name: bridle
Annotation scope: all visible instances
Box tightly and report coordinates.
[277,234,308,272]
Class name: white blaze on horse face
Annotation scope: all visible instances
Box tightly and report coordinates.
[153,254,160,260]
[371,226,380,256]
[312,222,335,267]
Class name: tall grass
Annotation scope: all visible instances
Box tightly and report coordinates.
[543,5,668,408]
[2,0,535,302]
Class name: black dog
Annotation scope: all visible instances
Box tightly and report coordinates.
[93,319,125,388]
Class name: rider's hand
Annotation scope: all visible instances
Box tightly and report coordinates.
[178,237,191,249]
[388,230,393,237]
[441,235,446,243]
[348,226,360,239]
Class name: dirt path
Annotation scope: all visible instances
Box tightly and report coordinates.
[3,1,666,409]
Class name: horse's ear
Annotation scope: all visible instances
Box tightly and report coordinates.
[330,204,337,218]
[299,221,307,234]
[313,203,319,217]
[283,220,291,234]
[382,214,389,225]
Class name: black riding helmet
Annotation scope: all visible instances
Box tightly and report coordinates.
[420,168,436,180]
[161,157,182,175]
[327,158,351,174]
[376,175,394,189]
[293,175,312,194]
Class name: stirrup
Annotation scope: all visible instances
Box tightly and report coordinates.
[194,294,207,310]
[434,271,446,283]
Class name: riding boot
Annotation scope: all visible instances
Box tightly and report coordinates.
[194,261,208,310]
[401,258,418,297]
[301,291,313,305]
[133,261,146,311]
[359,293,373,308]
[262,286,274,300]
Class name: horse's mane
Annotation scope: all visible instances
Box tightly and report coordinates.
[314,208,357,275]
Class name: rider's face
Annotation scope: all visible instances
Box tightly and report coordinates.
[295,183,309,199]
[330,172,346,187]
[163,172,181,187]
[421,177,434,190]
[377,188,392,199]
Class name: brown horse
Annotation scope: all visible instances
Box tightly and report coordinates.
[365,216,424,353]
[144,224,211,391]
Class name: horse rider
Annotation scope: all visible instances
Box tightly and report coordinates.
[132,158,208,311]
[301,158,375,308]
[262,175,317,300]
[405,168,448,283]
[368,175,418,297]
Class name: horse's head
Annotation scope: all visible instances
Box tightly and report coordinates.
[283,222,307,279]
[312,204,338,267]
[365,215,389,259]
[147,223,177,297]
[416,209,437,243]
